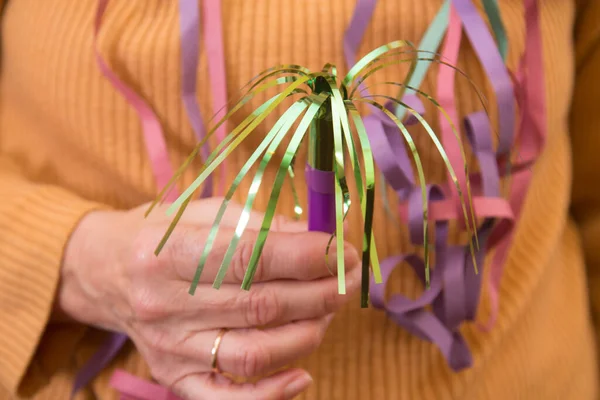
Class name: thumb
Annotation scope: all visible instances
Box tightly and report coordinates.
[174,369,313,400]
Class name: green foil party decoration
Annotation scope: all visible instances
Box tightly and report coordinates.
[148,40,480,307]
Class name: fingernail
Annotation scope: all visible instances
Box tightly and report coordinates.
[325,313,335,324]
[343,243,360,268]
[284,373,313,399]
[345,269,361,293]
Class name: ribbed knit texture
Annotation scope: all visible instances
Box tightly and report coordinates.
[0,0,599,399]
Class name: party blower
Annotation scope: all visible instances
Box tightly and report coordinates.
[147,40,479,307]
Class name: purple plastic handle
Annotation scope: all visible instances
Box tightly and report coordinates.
[305,164,336,234]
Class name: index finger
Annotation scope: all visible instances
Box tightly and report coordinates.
[160,226,360,284]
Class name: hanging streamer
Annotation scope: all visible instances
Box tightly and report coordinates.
[484,0,546,329]
[202,0,229,194]
[92,0,178,200]
[179,0,212,198]
[364,0,545,370]
[345,0,489,369]
[452,0,515,157]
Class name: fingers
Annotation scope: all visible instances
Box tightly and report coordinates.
[158,226,360,284]
[154,317,330,378]
[174,368,313,400]
[131,268,358,328]
[167,268,360,328]
[137,319,328,397]
[207,317,331,377]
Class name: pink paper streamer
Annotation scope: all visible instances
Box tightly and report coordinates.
[94,0,177,202]
[203,0,229,194]
[435,5,473,233]
[484,0,546,329]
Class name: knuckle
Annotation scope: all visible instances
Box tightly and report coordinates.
[270,215,286,232]
[198,294,230,314]
[252,244,267,282]
[236,340,271,377]
[141,327,172,354]
[129,233,161,275]
[308,323,327,350]
[231,231,268,283]
[163,227,199,266]
[129,286,166,321]
[149,362,179,389]
[343,242,360,268]
[252,243,267,282]
[241,287,281,327]
[147,360,166,382]
[321,285,343,314]
[231,235,256,283]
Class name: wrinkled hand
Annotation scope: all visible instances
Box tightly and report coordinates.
[60,198,360,399]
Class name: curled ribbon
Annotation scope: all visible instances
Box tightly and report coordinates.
[360,0,545,371]
[345,0,474,369]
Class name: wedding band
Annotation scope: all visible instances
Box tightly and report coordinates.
[210,328,228,373]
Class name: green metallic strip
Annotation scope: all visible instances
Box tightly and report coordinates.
[166,75,314,216]
[203,67,310,129]
[187,100,309,294]
[482,0,508,60]
[241,93,331,290]
[354,58,492,120]
[322,75,364,217]
[323,76,353,297]
[287,164,303,220]
[346,103,381,286]
[211,100,310,290]
[343,40,414,87]
[154,92,288,253]
[148,73,306,216]
[363,80,481,251]
[354,98,432,287]
[367,93,478,273]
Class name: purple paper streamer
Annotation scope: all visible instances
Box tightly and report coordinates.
[344,0,513,371]
[180,0,212,198]
[452,0,515,157]
[72,333,128,398]
[370,207,474,371]
[343,0,420,196]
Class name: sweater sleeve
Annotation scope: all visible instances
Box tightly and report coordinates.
[0,155,104,394]
[570,0,600,364]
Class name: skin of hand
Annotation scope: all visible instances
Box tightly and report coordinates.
[57,197,361,400]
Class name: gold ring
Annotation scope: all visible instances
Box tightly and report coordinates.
[210,328,228,373]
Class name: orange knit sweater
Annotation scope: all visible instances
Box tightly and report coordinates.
[1,0,599,399]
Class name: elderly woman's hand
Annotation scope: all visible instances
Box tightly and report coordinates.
[58,198,360,400]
